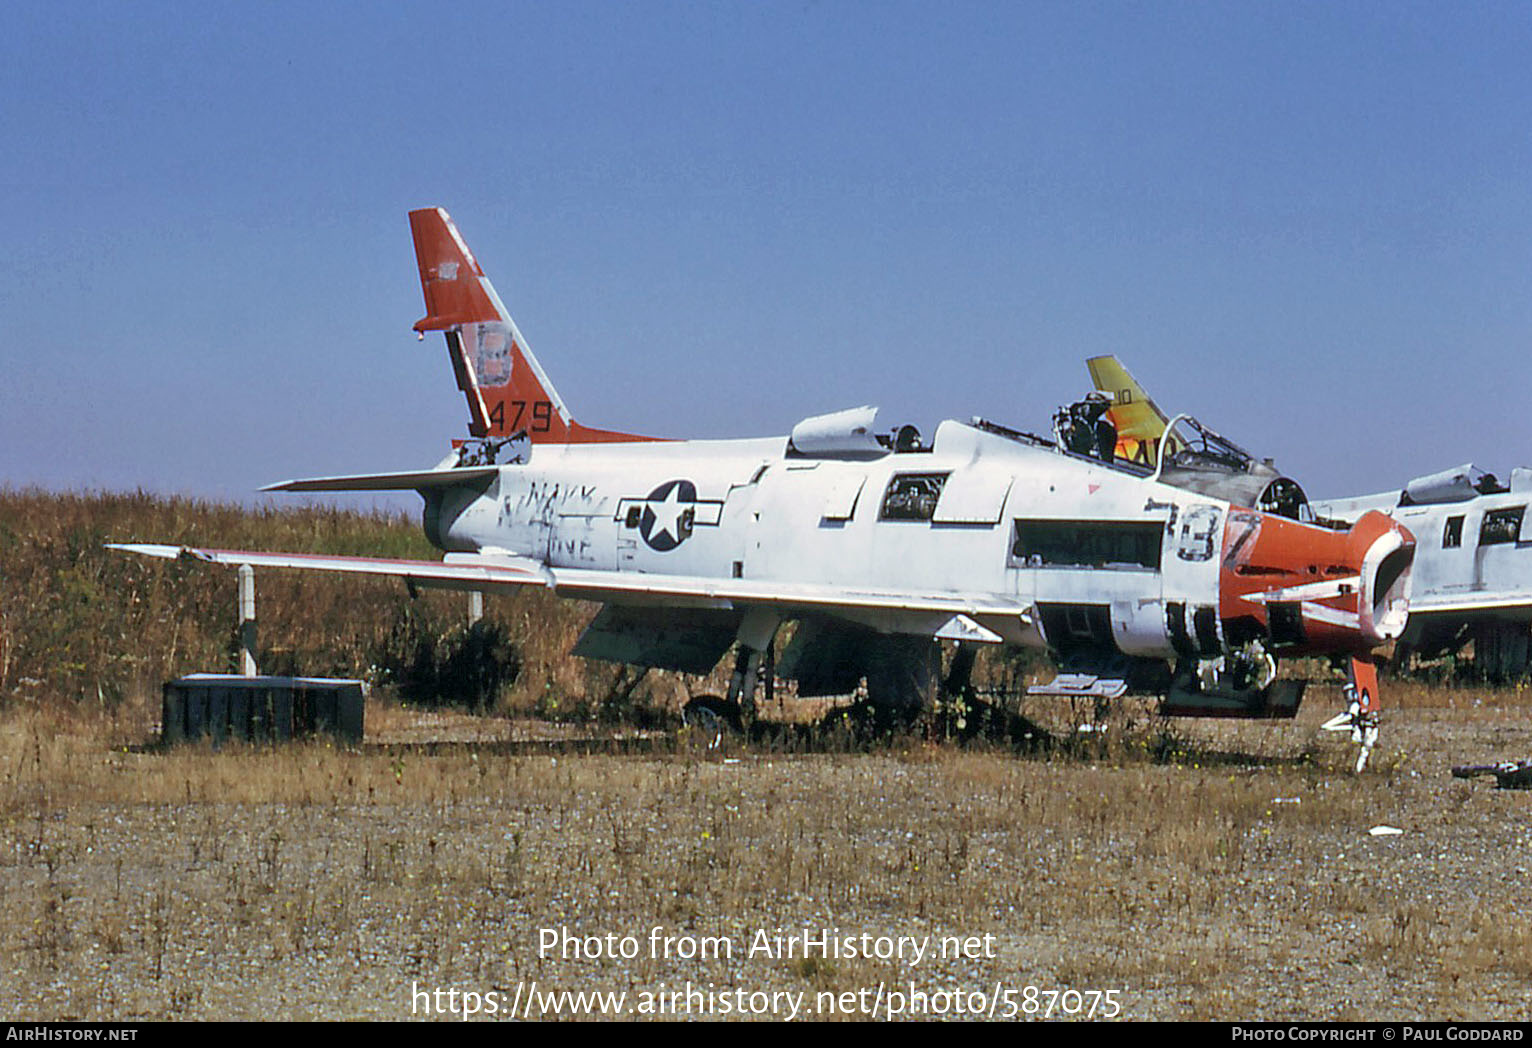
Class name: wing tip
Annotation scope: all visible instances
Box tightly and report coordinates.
[105,542,183,559]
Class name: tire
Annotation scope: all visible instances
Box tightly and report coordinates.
[681,696,742,750]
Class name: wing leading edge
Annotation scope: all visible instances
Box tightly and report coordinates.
[106,544,1028,641]
[105,544,551,588]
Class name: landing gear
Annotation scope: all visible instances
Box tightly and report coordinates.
[1161,641,1304,719]
[1320,656,1381,773]
[725,643,768,720]
[679,632,774,748]
[681,695,743,750]
[1194,640,1277,694]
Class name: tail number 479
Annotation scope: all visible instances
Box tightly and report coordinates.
[489,400,554,434]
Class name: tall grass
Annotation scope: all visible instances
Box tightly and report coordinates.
[0,488,616,714]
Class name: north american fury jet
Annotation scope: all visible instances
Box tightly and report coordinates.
[113,209,1416,766]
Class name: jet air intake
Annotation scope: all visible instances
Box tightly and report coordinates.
[1353,512,1413,645]
[1219,509,1415,657]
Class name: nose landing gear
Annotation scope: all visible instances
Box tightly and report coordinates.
[1320,656,1381,773]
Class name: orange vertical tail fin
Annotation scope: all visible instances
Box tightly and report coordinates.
[409,207,661,444]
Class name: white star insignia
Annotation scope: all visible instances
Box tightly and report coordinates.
[647,484,689,545]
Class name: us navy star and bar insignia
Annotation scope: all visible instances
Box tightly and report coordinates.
[618,480,724,552]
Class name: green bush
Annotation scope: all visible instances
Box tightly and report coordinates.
[373,618,521,710]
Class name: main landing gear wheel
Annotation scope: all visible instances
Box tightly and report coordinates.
[681,696,743,750]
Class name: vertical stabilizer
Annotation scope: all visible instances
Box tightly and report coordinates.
[1086,355,1174,467]
[409,207,659,443]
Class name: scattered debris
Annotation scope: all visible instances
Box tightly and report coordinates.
[1027,674,1127,699]
[1369,826,1404,837]
[1451,760,1532,789]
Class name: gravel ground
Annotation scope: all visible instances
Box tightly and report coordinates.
[3,689,1531,1022]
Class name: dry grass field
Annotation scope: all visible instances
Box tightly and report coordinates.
[4,682,1532,1022]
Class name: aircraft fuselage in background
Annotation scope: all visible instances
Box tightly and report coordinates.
[1314,466,1532,675]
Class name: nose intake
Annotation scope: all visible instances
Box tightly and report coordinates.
[1353,511,1414,645]
[1219,508,1414,657]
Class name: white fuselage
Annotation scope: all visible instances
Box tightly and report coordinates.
[429,419,1235,659]
[1315,480,1532,627]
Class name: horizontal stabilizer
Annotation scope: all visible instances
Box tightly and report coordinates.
[1163,678,1305,719]
[572,605,742,674]
[261,467,499,493]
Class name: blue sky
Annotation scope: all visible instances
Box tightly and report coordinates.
[3,2,1529,506]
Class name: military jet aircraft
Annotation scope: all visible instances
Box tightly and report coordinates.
[111,210,1416,766]
[1088,355,1532,682]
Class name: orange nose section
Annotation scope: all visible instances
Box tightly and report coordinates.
[1219,509,1414,656]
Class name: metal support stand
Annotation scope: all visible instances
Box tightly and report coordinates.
[237,564,257,677]
[468,590,484,625]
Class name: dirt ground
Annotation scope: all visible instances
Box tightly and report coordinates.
[3,684,1532,1022]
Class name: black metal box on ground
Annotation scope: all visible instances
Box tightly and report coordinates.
[162,674,365,745]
